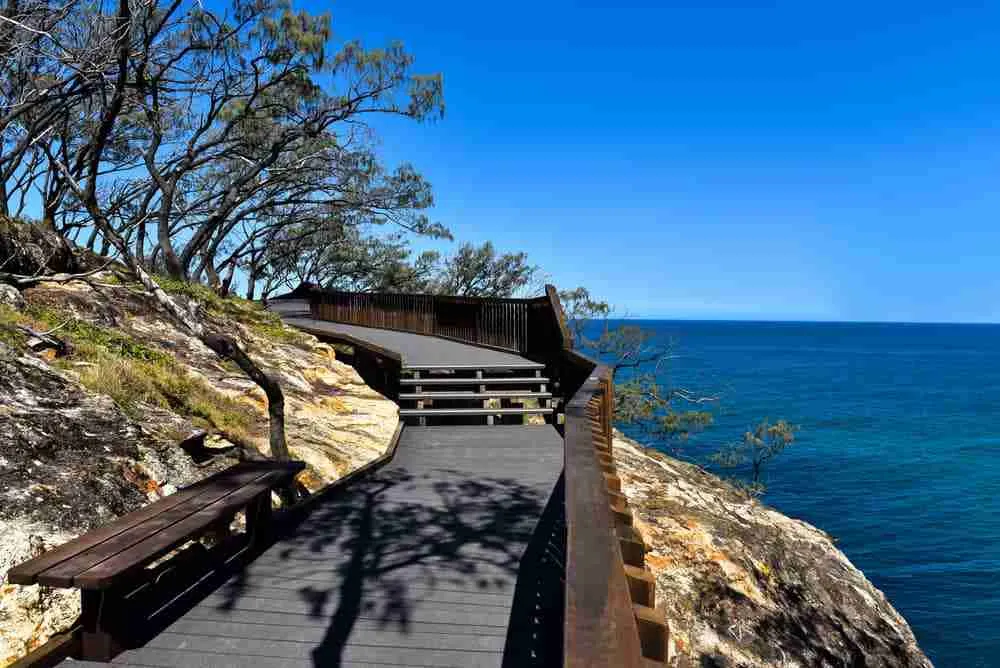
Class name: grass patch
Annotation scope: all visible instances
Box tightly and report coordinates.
[25,304,171,363]
[155,276,311,347]
[2,300,259,441]
[0,304,28,348]
[73,355,259,441]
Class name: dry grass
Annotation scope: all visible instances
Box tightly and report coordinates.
[155,276,311,348]
[0,301,260,443]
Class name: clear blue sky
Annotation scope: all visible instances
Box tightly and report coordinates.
[316,1,1000,322]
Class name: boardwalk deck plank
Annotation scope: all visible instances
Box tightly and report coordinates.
[56,317,566,668]
[65,426,563,668]
[279,317,542,370]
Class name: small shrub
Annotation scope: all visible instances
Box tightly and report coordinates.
[75,358,162,415]
[0,304,28,347]
[711,418,797,498]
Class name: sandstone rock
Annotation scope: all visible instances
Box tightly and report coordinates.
[0,218,77,276]
[611,432,932,668]
[0,285,23,310]
[0,523,80,667]
[0,275,398,665]
[0,342,151,532]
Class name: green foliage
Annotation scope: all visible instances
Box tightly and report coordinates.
[2,301,258,440]
[0,305,28,347]
[72,355,258,442]
[156,275,310,347]
[558,286,610,345]
[25,305,171,363]
[559,285,717,447]
[0,0,447,292]
[615,373,714,440]
[711,419,797,498]
[432,242,538,297]
[558,286,666,379]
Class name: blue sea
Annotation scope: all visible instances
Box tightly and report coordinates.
[604,320,1000,667]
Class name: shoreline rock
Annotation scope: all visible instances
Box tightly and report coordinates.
[611,431,932,668]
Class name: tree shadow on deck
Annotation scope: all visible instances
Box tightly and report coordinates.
[214,464,565,667]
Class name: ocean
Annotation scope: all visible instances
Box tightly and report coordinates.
[600,320,1000,667]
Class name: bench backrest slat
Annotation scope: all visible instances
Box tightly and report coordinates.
[74,468,297,589]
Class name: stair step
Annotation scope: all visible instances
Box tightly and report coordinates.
[402,362,544,372]
[399,391,553,400]
[399,376,549,386]
[399,407,554,417]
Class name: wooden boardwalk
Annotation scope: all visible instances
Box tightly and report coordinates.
[63,426,564,668]
[270,301,541,370]
[17,290,663,668]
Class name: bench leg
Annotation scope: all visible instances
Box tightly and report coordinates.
[80,589,127,661]
[246,493,273,545]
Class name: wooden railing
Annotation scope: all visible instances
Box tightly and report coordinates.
[563,366,644,665]
[287,283,669,665]
[546,291,669,667]
[295,286,563,358]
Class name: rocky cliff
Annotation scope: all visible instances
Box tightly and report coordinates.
[0,263,398,665]
[612,432,932,668]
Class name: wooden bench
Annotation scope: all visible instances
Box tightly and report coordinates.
[8,460,304,662]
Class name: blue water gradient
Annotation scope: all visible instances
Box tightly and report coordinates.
[604,320,1000,667]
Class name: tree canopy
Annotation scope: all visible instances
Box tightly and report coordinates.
[0,0,455,295]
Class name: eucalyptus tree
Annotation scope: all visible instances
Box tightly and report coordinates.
[123,0,446,281]
[432,241,538,297]
[0,0,446,461]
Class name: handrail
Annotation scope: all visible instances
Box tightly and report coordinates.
[563,363,645,667]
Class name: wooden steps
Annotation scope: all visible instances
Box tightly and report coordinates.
[399,365,553,426]
[399,407,554,417]
[399,375,549,386]
[399,391,553,400]
[401,361,544,372]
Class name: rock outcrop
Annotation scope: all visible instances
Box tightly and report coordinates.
[0,271,398,665]
[612,432,932,668]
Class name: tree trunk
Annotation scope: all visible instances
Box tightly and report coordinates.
[220,262,236,297]
[0,181,9,218]
[204,333,290,461]
[246,272,257,301]
[203,256,221,292]
[156,189,184,279]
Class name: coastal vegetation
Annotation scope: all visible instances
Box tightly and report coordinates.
[559,285,798,496]
[711,418,798,498]
[0,0,533,461]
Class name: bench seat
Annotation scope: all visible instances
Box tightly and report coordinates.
[7,460,303,662]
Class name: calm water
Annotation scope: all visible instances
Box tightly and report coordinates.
[603,320,1000,667]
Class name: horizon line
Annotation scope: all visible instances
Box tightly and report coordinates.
[606,316,1000,326]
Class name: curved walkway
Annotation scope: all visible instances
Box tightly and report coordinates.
[269,300,542,370]
[63,319,566,667]
[75,427,564,668]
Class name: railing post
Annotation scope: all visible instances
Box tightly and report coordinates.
[601,374,613,451]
